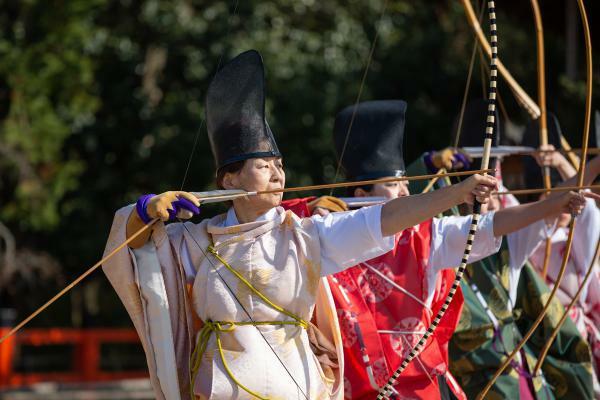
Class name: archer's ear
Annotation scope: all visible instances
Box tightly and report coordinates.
[221,172,237,190]
[354,188,370,197]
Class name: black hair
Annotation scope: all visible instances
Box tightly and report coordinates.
[346,184,374,197]
[216,160,246,189]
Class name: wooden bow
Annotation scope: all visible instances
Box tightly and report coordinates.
[477,0,593,397]
[461,0,581,168]
[531,0,594,377]
[376,1,499,397]
[529,0,555,283]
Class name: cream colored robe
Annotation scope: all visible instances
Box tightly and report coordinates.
[103,205,345,399]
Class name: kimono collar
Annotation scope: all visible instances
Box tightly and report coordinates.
[207,206,291,248]
[223,206,279,227]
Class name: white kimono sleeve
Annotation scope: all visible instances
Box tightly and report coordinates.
[425,212,502,304]
[570,198,600,302]
[429,212,502,271]
[505,219,548,304]
[313,204,395,276]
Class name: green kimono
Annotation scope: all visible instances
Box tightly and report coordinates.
[449,243,594,399]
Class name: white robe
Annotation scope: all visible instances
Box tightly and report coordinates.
[103,204,393,399]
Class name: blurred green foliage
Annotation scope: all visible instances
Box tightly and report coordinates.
[0,0,597,326]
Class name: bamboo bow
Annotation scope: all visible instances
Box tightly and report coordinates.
[530,0,595,379]
[461,0,581,168]
[477,0,593,397]
[529,0,555,283]
[377,1,499,397]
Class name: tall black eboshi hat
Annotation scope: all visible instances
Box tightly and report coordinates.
[333,100,407,180]
[206,50,280,171]
[455,99,501,148]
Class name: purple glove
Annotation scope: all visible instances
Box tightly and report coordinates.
[423,151,436,174]
[167,197,201,221]
[424,150,473,173]
[136,194,156,224]
[452,152,472,170]
[136,194,200,224]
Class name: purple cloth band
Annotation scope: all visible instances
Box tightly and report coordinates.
[136,194,156,224]
[423,152,436,174]
[453,152,472,170]
[167,197,201,220]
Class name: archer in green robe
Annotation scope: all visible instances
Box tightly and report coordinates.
[450,244,594,400]
[408,153,595,400]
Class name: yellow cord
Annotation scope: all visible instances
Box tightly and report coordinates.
[189,246,308,399]
[208,246,308,329]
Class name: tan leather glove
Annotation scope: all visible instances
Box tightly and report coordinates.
[146,191,200,221]
[307,196,349,216]
[430,147,472,171]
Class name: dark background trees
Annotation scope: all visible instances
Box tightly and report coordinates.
[0,0,598,328]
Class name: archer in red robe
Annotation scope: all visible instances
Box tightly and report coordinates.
[283,100,500,399]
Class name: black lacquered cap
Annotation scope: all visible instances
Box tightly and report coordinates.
[206,50,280,170]
[334,100,407,180]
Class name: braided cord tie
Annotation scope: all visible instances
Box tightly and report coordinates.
[376,1,498,398]
[190,319,306,400]
[188,246,308,399]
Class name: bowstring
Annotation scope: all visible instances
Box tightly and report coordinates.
[453,0,487,148]
[178,0,240,192]
[329,0,389,196]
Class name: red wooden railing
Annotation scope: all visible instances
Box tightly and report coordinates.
[0,328,147,388]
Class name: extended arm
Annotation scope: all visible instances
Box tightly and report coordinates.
[493,191,587,237]
[536,145,600,186]
[381,174,496,236]
[554,154,600,189]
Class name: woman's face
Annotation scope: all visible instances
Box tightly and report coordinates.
[356,180,409,199]
[480,194,501,214]
[222,157,285,210]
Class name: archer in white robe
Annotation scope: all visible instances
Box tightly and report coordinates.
[103,203,394,399]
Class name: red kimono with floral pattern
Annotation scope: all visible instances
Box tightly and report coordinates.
[282,198,466,399]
